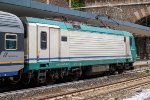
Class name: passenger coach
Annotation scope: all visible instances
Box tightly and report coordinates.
[0,11,24,78]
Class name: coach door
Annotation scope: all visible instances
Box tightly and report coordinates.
[37,25,50,62]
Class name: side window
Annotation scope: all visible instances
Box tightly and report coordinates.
[41,31,47,50]
[130,37,132,45]
[5,33,17,50]
[124,37,126,42]
[61,36,67,42]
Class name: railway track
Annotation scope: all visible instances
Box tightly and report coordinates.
[74,75,150,100]
[0,67,150,100]
[31,75,150,100]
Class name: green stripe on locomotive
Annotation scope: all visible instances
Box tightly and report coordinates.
[24,58,132,72]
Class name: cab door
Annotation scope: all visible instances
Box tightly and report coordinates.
[37,25,50,62]
[125,37,131,58]
[49,28,60,61]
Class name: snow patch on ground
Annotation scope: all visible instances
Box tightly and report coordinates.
[123,89,150,100]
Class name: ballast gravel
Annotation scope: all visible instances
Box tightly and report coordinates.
[0,68,150,100]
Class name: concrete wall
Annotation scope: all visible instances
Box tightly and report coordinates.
[82,0,150,22]
[82,4,150,22]
[84,0,150,6]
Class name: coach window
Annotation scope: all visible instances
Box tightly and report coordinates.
[5,33,17,50]
[41,32,47,50]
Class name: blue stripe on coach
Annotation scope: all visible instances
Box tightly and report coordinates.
[0,71,18,77]
[0,63,24,67]
[26,55,131,61]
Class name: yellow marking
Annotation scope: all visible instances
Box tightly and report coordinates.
[0,60,24,64]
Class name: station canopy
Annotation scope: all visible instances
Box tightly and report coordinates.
[0,0,150,36]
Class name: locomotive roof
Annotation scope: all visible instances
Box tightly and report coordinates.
[0,11,24,33]
[25,17,133,37]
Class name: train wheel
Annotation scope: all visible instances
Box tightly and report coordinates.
[46,71,56,85]
[68,67,82,81]
[109,65,117,75]
[9,70,24,84]
[9,75,21,85]
[118,69,124,74]
[21,75,31,85]
[104,71,110,76]
[46,77,55,85]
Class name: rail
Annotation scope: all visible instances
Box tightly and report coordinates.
[29,75,150,100]
[0,68,150,100]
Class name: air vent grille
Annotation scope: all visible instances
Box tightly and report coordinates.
[72,24,81,30]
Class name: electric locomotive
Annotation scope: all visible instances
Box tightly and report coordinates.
[23,17,136,83]
[0,11,136,84]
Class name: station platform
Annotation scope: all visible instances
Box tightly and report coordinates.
[133,60,150,66]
